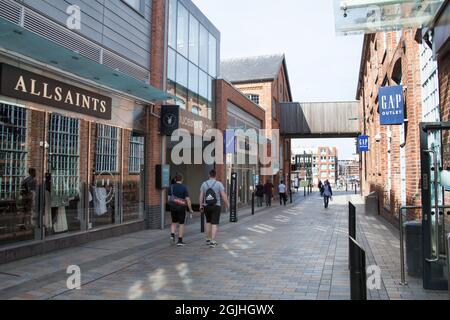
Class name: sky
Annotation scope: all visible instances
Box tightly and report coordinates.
[192,0,363,160]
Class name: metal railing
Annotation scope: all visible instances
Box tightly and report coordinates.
[398,205,422,286]
[399,205,450,286]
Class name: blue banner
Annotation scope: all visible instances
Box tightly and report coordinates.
[379,85,404,125]
[358,135,369,152]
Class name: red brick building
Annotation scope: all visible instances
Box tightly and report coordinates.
[357,29,424,224]
[220,54,293,187]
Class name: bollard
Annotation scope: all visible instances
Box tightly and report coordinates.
[290,189,293,203]
[304,186,306,197]
[251,192,255,215]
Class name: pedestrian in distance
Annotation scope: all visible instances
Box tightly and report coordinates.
[168,174,193,247]
[263,180,274,207]
[255,182,264,207]
[278,181,287,206]
[318,180,324,197]
[323,180,333,209]
[199,170,229,248]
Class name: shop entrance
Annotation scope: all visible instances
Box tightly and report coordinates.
[420,122,450,290]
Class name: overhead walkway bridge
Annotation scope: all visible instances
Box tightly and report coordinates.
[280,101,361,138]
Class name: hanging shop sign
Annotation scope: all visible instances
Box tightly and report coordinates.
[358,135,369,152]
[0,64,112,119]
[230,172,238,223]
[161,105,180,136]
[379,85,404,125]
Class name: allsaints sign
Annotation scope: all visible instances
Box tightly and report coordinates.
[0,64,112,119]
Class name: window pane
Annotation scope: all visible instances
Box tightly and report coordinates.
[208,34,217,77]
[177,3,189,57]
[168,0,177,48]
[168,47,176,81]
[176,53,188,89]
[188,63,199,94]
[199,70,208,99]
[189,14,199,65]
[199,24,208,71]
[176,85,187,110]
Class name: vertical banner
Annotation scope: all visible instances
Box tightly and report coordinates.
[358,135,369,152]
[379,85,404,125]
[230,172,238,223]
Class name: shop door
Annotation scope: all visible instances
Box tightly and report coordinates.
[420,122,449,290]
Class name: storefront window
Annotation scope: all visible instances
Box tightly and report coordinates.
[46,114,81,235]
[0,103,33,244]
[95,124,119,173]
[124,132,145,222]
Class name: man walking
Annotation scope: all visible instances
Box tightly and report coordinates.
[323,180,333,209]
[278,181,287,206]
[168,174,193,247]
[263,180,274,207]
[255,182,264,207]
[199,170,229,248]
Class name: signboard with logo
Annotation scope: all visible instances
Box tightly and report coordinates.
[379,85,404,125]
[230,172,238,223]
[161,105,180,136]
[358,135,369,152]
[0,64,112,119]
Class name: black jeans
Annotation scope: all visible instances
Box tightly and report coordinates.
[265,194,272,207]
[279,193,287,206]
[324,196,330,208]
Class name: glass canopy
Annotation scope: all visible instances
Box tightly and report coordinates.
[0,17,175,104]
[334,0,445,35]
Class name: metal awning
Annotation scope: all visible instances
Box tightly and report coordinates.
[334,0,445,35]
[0,17,175,104]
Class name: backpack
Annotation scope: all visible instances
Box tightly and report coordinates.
[204,181,218,206]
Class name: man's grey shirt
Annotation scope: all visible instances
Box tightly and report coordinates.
[200,179,225,206]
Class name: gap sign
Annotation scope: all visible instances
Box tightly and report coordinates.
[379,85,404,125]
[358,135,369,152]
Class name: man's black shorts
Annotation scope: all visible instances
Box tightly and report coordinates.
[204,205,221,225]
[171,207,186,224]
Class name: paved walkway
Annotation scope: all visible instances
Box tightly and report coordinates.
[0,192,447,300]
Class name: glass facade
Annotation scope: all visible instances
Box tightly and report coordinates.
[167,0,219,120]
[0,99,146,247]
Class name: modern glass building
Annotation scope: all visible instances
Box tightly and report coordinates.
[166,0,220,120]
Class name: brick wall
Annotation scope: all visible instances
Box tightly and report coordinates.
[359,29,423,224]
[438,51,450,231]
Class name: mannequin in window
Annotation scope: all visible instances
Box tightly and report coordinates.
[20,168,37,230]
[44,172,52,231]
